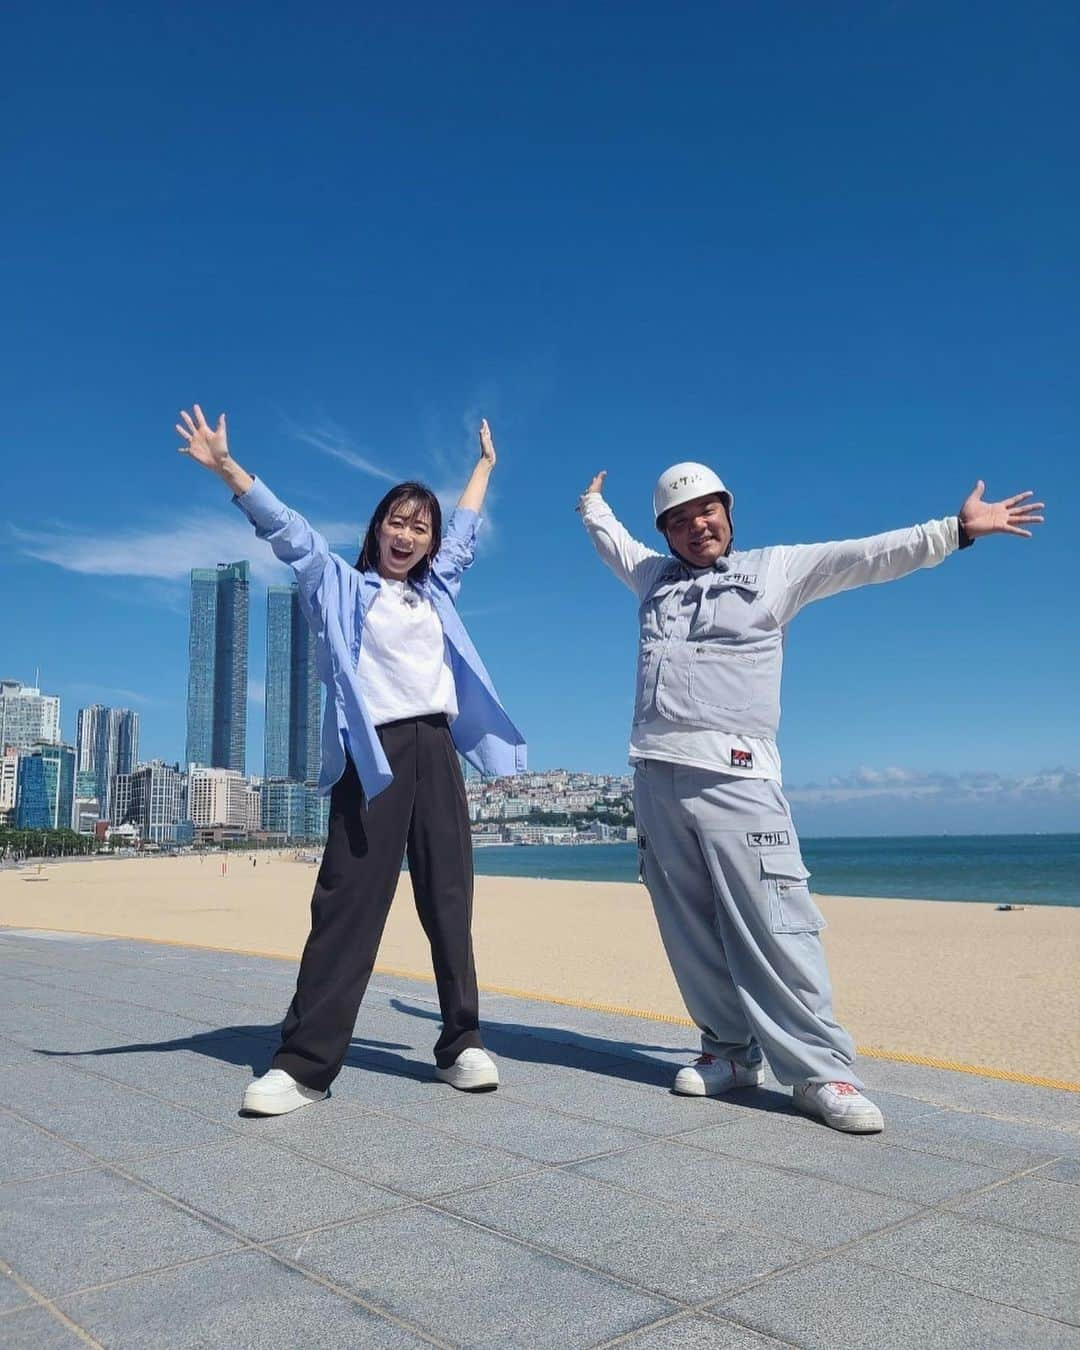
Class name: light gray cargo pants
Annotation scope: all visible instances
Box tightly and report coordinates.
[633,760,861,1088]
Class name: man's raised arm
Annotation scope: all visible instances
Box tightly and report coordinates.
[578,470,669,600]
[771,480,1045,626]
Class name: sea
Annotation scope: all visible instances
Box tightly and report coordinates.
[468,833,1080,907]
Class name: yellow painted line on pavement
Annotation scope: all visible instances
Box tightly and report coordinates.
[4,925,1078,1094]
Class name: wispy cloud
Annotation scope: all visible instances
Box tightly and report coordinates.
[786,765,1080,835]
[787,766,1080,805]
[67,684,166,709]
[248,679,265,707]
[283,416,399,483]
[10,510,358,585]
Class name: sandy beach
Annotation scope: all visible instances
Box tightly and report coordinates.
[2,854,1077,1085]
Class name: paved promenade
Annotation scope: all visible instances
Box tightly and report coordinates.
[1,927,1077,1348]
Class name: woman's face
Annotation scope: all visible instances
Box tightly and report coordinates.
[376,501,434,579]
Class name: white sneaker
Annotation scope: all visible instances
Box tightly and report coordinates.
[672,1054,765,1097]
[792,1080,884,1133]
[435,1048,499,1092]
[242,1068,327,1116]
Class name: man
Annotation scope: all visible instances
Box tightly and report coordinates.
[579,463,1043,1132]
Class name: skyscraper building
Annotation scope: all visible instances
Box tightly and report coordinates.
[264,584,321,784]
[0,680,60,750]
[185,561,250,774]
[76,706,139,822]
[261,779,329,841]
[128,761,184,844]
[15,743,76,830]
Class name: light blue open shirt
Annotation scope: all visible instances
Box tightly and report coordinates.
[234,479,527,800]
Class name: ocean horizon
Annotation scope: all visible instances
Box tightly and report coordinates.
[463,832,1080,908]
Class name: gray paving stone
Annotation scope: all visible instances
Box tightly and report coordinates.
[0,1062,231,1161]
[674,1112,1010,1205]
[388,1089,646,1164]
[0,1037,50,1069]
[617,1314,790,1348]
[0,1111,93,1186]
[572,1139,920,1246]
[717,1251,1080,1349]
[269,1205,674,1348]
[0,1272,31,1315]
[126,1135,407,1241]
[440,1168,810,1302]
[855,1059,1080,1129]
[1042,1159,1080,1185]
[0,1169,240,1298]
[500,1068,747,1136]
[853,1210,1080,1323]
[886,1106,1079,1168]
[53,1038,275,1121]
[0,1005,143,1056]
[949,1175,1080,1243]
[325,1059,461,1112]
[0,1306,87,1347]
[57,1249,431,1348]
[248,1103,537,1198]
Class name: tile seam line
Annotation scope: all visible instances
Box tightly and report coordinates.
[5,925,1077,1093]
[0,1259,104,1348]
[683,1157,1080,1324]
[0,1061,628,1225]
[3,1088,1067,1329]
[0,1103,454,1348]
[663,1131,1079,1237]
[595,1308,798,1350]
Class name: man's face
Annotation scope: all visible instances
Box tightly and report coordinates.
[662,493,731,566]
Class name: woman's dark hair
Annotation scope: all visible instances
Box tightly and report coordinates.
[355,482,443,582]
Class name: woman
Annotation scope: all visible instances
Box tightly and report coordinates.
[176,404,526,1114]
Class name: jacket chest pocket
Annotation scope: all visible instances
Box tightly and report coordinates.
[688,582,761,640]
[759,848,825,934]
[687,645,756,712]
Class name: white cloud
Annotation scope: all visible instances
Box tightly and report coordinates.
[248,679,265,707]
[283,416,399,483]
[787,766,1080,835]
[10,511,359,586]
[67,684,164,709]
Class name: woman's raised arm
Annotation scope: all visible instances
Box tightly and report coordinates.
[457,418,496,512]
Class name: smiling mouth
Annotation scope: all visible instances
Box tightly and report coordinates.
[389,545,413,561]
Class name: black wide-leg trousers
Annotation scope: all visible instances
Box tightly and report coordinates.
[272,714,482,1091]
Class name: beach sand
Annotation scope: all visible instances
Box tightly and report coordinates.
[2,855,1077,1083]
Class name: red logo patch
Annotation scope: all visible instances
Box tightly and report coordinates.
[730,749,753,769]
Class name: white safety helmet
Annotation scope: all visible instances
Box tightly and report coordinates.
[652,462,734,530]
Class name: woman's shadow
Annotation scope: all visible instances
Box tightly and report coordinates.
[33,1002,795,1116]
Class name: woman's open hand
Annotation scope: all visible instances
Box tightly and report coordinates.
[176,405,229,474]
[478,418,496,467]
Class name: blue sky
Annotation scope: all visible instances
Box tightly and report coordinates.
[4,2,1077,833]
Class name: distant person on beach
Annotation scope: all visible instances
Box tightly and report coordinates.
[580,463,1043,1132]
[176,405,525,1115]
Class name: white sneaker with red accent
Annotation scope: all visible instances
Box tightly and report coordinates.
[672,1054,765,1097]
[792,1080,884,1133]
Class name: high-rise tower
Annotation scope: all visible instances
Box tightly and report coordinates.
[185,561,250,773]
[265,584,321,783]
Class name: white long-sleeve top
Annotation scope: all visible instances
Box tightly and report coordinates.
[580,494,959,781]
